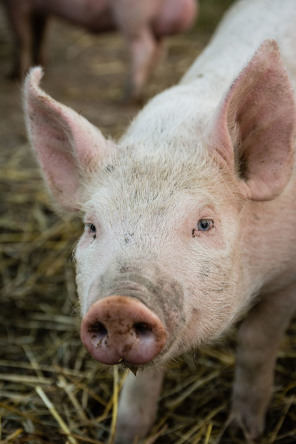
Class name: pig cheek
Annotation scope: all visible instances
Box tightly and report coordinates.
[183,248,241,343]
[167,236,240,348]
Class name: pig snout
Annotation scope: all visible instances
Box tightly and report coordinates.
[80,295,166,365]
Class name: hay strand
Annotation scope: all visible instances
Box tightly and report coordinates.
[35,386,78,444]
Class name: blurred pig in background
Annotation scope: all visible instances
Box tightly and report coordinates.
[1,0,198,101]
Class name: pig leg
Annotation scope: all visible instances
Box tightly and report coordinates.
[3,3,33,79]
[115,368,165,443]
[110,0,162,102]
[31,13,48,68]
[123,28,161,103]
[226,283,296,442]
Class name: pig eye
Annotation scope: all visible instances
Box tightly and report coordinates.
[192,219,214,237]
[85,223,97,239]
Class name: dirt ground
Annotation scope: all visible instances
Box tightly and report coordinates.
[0,0,296,443]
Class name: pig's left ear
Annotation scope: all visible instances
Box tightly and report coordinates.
[211,39,296,201]
[24,67,117,211]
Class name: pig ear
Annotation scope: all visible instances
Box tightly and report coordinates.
[23,67,117,211]
[211,39,296,201]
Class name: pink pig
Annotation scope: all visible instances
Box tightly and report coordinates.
[23,0,296,442]
[2,0,197,101]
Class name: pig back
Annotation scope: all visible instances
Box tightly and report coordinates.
[181,0,296,97]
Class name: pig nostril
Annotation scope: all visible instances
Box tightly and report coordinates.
[133,322,153,339]
[89,321,108,341]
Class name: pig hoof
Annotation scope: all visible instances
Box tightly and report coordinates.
[114,419,150,444]
[122,81,145,106]
[217,412,263,444]
[121,92,144,106]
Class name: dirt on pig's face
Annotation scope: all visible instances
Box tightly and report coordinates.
[75,144,243,366]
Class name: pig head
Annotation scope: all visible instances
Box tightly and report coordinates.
[24,38,296,442]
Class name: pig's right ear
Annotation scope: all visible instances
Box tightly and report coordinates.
[24,68,117,211]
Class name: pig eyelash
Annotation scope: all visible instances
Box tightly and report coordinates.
[192,219,214,237]
[85,223,97,239]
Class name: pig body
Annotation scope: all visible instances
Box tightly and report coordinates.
[23,0,296,442]
[2,0,197,101]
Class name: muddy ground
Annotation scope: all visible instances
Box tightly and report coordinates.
[0,0,296,443]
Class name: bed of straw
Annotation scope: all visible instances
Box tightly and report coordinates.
[0,0,295,442]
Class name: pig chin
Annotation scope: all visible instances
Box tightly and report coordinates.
[79,271,186,368]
